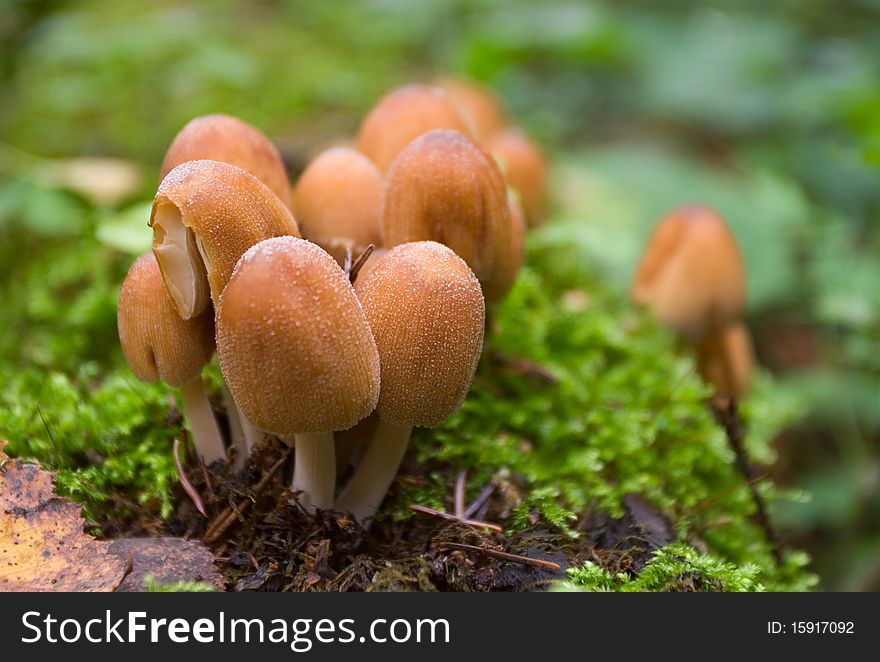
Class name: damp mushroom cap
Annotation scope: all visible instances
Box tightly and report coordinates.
[216,236,380,436]
[382,129,513,302]
[160,114,291,208]
[117,252,214,387]
[488,127,548,227]
[354,240,485,427]
[356,84,471,172]
[438,77,508,141]
[150,159,299,320]
[632,204,746,340]
[292,147,383,262]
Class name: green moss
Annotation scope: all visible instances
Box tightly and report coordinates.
[0,220,816,589]
[391,231,814,591]
[561,544,764,592]
[144,576,215,592]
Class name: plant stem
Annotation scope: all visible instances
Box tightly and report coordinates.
[334,419,412,523]
[711,400,784,565]
[291,431,336,512]
[179,379,226,464]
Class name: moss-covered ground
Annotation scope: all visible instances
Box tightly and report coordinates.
[0,214,815,591]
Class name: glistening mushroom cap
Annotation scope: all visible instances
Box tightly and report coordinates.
[488,128,548,227]
[292,147,383,263]
[216,236,380,436]
[356,85,471,172]
[150,159,300,320]
[491,193,526,300]
[118,252,214,386]
[438,77,507,141]
[160,114,292,208]
[354,241,485,427]
[382,129,513,301]
[632,205,746,340]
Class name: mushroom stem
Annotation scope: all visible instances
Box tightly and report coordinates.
[291,432,336,512]
[240,411,263,453]
[334,419,412,523]
[221,383,252,470]
[178,379,226,464]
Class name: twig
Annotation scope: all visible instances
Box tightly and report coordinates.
[434,541,561,572]
[348,244,375,284]
[463,482,495,519]
[343,245,353,279]
[488,350,559,385]
[204,451,290,544]
[454,470,467,518]
[173,438,206,516]
[711,400,784,565]
[409,503,502,532]
[35,405,58,454]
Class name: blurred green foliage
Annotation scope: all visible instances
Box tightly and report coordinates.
[1,0,879,589]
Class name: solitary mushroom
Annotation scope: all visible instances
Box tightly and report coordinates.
[632,205,745,341]
[118,252,225,463]
[382,129,515,301]
[438,77,507,141]
[488,128,548,227]
[292,147,383,265]
[216,236,380,511]
[335,241,485,522]
[160,114,292,208]
[150,159,299,320]
[696,322,754,401]
[356,85,471,172]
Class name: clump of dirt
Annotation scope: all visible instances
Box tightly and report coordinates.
[146,437,678,592]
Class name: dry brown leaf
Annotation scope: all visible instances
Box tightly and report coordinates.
[109,537,224,592]
[0,447,129,592]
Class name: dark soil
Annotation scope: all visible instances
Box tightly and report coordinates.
[113,436,682,592]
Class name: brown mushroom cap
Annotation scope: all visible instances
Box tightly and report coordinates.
[632,205,746,340]
[292,147,383,263]
[160,114,291,208]
[356,85,472,172]
[488,127,548,227]
[491,193,526,300]
[438,77,507,141]
[216,236,380,436]
[150,159,300,320]
[354,241,485,427]
[383,129,513,301]
[118,252,214,386]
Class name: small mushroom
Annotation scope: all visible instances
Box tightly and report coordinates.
[150,159,299,320]
[216,236,380,511]
[696,321,754,401]
[488,128,548,227]
[292,147,383,264]
[356,84,471,172]
[160,114,291,208]
[382,129,515,301]
[335,241,485,522]
[118,252,225,463]
[438,77,507,141]
[632,204,745,341]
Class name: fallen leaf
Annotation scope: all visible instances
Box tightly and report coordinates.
[108,537,224,592]
[0,454,129,592]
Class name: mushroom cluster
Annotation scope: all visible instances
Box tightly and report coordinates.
[117,79,548,520]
